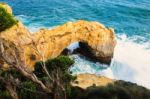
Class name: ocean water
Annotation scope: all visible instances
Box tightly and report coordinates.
[1,0,150,88]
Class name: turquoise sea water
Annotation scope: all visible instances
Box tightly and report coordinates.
[1,0,150,88]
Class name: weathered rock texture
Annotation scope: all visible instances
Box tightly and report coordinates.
[0,4,116,69]
[72,73,114,89]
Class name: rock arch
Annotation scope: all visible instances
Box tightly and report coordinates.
[28,20,116,66]
[0,4,116,69]
[1,20,116,69]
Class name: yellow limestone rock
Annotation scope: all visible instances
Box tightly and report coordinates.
[0,4,116,70]
[72,73,114,89]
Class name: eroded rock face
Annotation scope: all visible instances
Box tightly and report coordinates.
[72,73,114,89]
[0,4,116,69]
[72,42,113,64]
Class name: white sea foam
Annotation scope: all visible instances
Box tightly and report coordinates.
[70,55,108,75]
[15,15,150,88]
[27,24,49,33]
[97,68,114,79]
[16,15,53,33]
[16,15,29,22]
[71,33,150,89]
[99,34,150,89]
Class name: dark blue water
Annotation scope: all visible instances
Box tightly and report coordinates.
[1,0,150,88]
[1,0,150,40]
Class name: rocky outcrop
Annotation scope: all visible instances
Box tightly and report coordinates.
[72,42,113,64]
[72,73,114,89]
[70,74,150,99]
[0,4,116,69]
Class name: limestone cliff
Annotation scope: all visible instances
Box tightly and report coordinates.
[72,73,114,89]
[0,4,116,69]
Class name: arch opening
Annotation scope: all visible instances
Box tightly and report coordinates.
[61,41,112,65]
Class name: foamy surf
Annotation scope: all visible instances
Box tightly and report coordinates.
[109,34,150,89]
[16,13,150,89]
[16,15,52,33]
[70,34,150,89]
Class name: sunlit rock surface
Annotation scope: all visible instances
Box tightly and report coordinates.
[0,4,116,69]
[72,73,114,89]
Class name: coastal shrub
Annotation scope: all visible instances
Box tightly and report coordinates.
[69,80,150,99]
[0,67,52,99]
[2,54,150,99]
[0,5,18,32]
[34,55,75,80]
[0,68,39,98]
[0,55,75,99]
[34,55,76,97]
[19,55,76,99]
[18,80,46,99]
[0,81,12,99]
[0,90,11,99]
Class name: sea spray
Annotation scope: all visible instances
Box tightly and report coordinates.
[110,34,150,88]
[70,55,107,74]
[70,34,150,89]
[11,0,150,89]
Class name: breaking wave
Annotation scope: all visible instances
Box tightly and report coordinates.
[70,34,150,89]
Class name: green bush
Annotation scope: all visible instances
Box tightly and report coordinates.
[21,81,37,92]
[34,56,76,96]
[0,56,75,99]
[0,90,11,99]
[69,80,150,99]
[0,80,11,99]
[45,55,74,72]
[0,5,18,32]
[34,56,75,80]
[1,54,150,99]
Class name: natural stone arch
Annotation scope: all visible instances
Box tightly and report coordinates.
[0,4,116,69]
[1,20,116,69]
[26,20,116,67]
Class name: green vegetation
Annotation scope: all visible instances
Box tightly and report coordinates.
[69,80,150,99]
[34,56,76,96]
[0,81,11,99]
[0,55,76,99]
[1,55,150,99]
[0,5,18,32]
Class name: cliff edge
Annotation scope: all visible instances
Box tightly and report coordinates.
[0,4,116,69]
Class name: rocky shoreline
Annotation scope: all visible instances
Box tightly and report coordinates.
[1,3,150,99]
[0,3,116,69]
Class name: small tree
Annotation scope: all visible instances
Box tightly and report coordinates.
[34,56,76,99]
[0,37,76,99]
[0,5,18,32]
